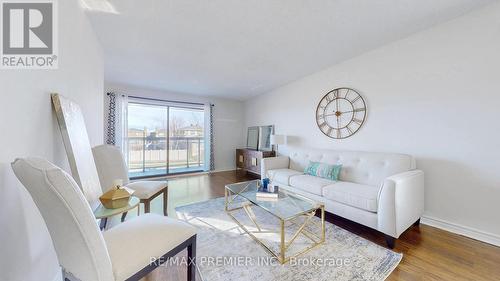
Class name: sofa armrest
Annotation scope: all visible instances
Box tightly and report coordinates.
[377,170,424,238]
[261,156,290,179]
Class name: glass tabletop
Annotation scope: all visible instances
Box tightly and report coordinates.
[225,180,321,220]
[93,196,140,219]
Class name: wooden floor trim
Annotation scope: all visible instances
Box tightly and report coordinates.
[422,215,500,247]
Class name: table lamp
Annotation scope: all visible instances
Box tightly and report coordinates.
[270,134,286,154]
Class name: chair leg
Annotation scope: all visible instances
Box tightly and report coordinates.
[163,189,168,216]
[99,218,107,230]
[144,200,151,213]
[121,212,128,222]
[187,237,197,281]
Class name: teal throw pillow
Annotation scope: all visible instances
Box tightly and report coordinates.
[304,161,342,181]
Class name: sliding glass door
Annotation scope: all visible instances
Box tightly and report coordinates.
[126,100,206,178]
[127,103,168,178]
[168,106,205,173]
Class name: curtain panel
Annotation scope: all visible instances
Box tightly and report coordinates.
[105,92,128,161]
[204,103,215,172]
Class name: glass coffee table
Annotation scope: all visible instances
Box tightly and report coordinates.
[225,180,325,264]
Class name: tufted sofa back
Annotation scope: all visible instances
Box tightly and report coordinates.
[285,147,416,187]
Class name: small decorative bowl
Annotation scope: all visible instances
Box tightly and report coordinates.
[99,187,133,209]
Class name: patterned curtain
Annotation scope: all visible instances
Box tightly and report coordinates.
[106,92,117,145]
[105,92,128,161]
[209,104,215,172]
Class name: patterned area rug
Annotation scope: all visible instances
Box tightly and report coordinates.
[176,197,401,281]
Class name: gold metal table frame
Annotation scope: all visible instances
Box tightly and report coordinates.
[224,182,326,264]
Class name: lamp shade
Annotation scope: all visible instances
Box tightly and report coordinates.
[270,134,285,145]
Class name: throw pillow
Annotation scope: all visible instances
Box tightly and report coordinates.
[304,161,342,181]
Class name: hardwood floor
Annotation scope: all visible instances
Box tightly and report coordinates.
[131,170,500,281]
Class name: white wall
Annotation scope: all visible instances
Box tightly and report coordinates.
[0,1,104,280]
[105,82,246,172]
[244,3,500,243]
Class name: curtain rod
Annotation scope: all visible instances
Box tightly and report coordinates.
[107,92,214,106]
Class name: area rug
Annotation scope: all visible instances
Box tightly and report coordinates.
[175,197,402,281]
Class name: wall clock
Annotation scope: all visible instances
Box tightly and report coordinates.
[316,87,367,139]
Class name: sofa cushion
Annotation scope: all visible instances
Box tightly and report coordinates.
[289,175,336,196]
[322,181,380,212]
[268,169,302,185]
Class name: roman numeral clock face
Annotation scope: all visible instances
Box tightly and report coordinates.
[316,88,367,139]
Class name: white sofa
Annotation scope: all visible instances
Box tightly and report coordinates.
[261,147,424,248]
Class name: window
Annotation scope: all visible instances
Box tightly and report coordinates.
[126,99,206,178]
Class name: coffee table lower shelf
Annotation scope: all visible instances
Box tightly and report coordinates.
[224,186,326,264]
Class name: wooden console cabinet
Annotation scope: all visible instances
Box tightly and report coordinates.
[236,148,276,176]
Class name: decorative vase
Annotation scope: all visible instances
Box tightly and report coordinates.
[99,186,133,209]
[262,178,270,191]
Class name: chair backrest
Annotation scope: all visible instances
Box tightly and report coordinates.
[92,145,130,192]
[11,158,115,281]
[52,94,102,210]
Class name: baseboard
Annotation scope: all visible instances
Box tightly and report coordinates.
[421,216,500,247]
[212,168,236,173]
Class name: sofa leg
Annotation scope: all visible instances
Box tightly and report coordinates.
[385,235,396,249]
[414,218,421,226]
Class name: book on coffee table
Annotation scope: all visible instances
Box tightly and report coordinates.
[257,186,279,198]
[256,196,279,202]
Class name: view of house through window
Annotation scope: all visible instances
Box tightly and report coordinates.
[127,101,205,178]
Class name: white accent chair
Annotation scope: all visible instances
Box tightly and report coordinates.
[261,147,424,248]
[92,145,168,225]
[12,157,197,281]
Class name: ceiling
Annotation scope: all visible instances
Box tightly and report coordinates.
[84,0,494,100]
